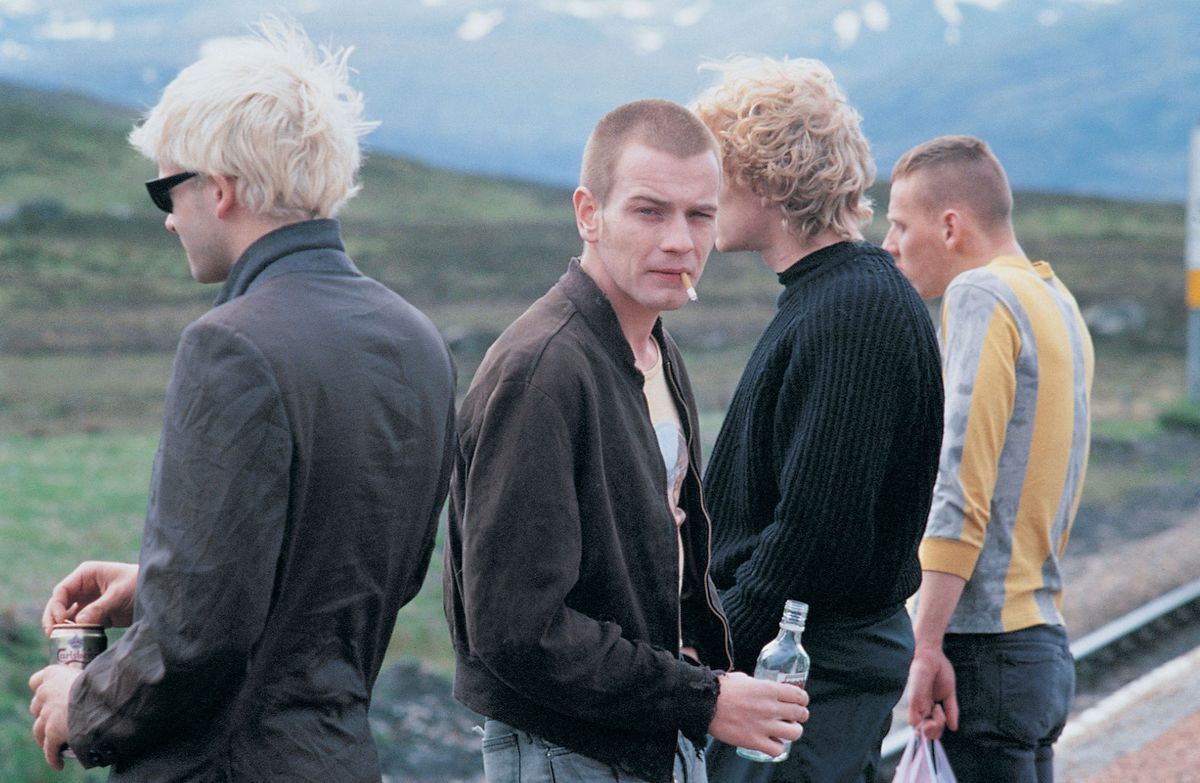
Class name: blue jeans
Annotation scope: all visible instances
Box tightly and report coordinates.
[706,604,913,783]
[481,719,707,783]
[940,624,1074,783]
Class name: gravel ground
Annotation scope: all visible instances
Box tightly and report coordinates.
[1057,645,1200,781]
[1061,430,1200,639]
[1081,710,1200,783]
[370,661,484,783]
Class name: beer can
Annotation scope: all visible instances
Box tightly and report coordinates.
[48,623,107,761]
[49,623,108,669]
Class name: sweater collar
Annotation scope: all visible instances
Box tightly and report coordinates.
[213,218,353,306]
[775,240,886,311]
[776,239,868,289]
[559,258,665,379]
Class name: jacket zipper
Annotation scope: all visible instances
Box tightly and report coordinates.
[640,347,687,656]
[662,351,735,670]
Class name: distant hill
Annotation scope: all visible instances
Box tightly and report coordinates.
[0,80,582,358]
[0,80,1187,363]
[0,81,150,214]
[0,80,569,225]
[850,0,1200,201]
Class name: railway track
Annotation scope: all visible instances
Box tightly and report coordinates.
[874,577,1200,780]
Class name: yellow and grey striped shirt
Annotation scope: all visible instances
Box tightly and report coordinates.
[922,255,1094,634]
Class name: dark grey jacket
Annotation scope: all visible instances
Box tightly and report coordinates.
[69,220,456,781]
[444,260,733,783]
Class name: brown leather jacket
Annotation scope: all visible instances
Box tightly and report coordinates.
[444,260,733,783]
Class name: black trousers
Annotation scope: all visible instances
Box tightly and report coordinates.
[706,604,914,783]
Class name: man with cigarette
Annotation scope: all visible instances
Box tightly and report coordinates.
[691,57,944,781]
[28,19,456,779]
[885,135,1092,782]
[444,98,809,783]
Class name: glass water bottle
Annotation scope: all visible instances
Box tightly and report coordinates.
[736,599,810,763]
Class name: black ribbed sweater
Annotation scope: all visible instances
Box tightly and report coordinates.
[704,241,943,673]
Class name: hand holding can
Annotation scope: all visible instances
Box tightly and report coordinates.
[46,623,107,759]
[49,623,108,668]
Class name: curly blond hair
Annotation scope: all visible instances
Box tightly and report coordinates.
[692,56,874,242]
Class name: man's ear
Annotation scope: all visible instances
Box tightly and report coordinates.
[941,209,963,250]
[573,186,600,244]
[210,174,239,220]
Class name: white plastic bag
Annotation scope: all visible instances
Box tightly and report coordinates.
[892,732,957,783]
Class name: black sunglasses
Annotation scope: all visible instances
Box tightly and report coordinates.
[145,171,199,214]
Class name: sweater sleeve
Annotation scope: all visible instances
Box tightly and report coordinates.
[921,281,1018,579]
[68,322,291,768]
[718,283,925,659]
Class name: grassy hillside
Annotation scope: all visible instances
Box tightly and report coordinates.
[2,79,1188,341]
[0,80,567,222]
[0,79,1193,585]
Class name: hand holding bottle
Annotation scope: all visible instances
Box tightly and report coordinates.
[708,671,808,757]
[737,599,812,762]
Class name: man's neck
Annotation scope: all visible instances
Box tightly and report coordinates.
[611,302,659,374]
[577,254,660,372]
[762,227,857,273]
[962,235,1026,275]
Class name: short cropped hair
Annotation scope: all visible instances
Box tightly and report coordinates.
[891,135,1012,229]
[128,17,378,221]
[580,99,719,205]
[691,56,874,242]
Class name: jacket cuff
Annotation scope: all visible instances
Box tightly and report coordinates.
[919,537,980,581]
[675,662,721,745]
[68,678,118,769]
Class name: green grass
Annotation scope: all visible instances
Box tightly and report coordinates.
[0,427,455,675]
[1160,397,1200,434]
[0,429,149,780]
[1089,344,1187,422]
[0,433,151,609]
[0,354,175,435]
[385,528,453,676]
[1090,417,1163,442]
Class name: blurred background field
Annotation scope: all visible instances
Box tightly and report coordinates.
[2,80,1198,780]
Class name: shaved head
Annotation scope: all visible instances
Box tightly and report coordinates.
[891,135,1012,230]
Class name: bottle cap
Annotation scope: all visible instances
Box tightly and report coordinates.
[781,599,808,628]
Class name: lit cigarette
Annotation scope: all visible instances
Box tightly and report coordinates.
[680,272,698,302]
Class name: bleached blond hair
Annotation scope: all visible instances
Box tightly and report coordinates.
[128,16,378,221]
[692,56,875,242]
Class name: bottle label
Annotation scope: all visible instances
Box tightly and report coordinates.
[752,666,807,687]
